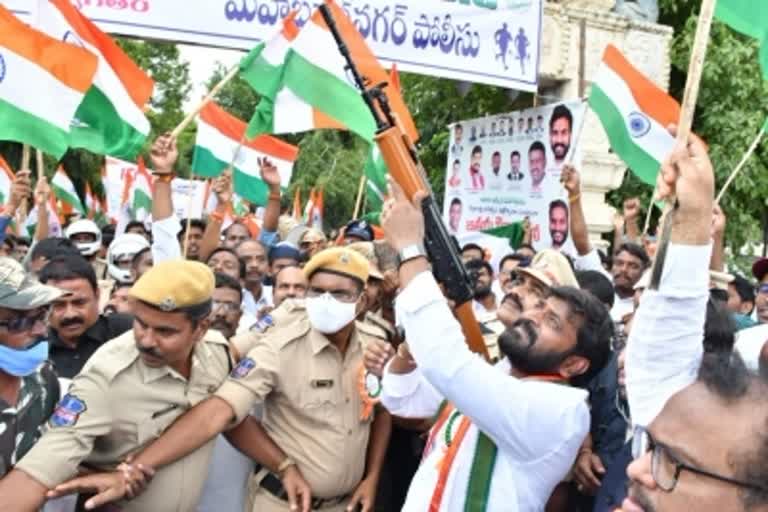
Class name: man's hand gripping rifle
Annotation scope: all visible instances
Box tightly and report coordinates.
[319,4,489,361]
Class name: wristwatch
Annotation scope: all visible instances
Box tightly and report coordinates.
[276,456,296,477]
[397,243,428,267]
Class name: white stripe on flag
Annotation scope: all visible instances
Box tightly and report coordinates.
[197,120,294,187]
[593,65,674,163]
[37,4,149,135]
[292,20,350,85]
[0,47,84,131]
[273,88,314,133]
[262,31,291,66]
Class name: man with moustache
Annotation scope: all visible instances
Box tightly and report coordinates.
[372,178,612,510]
[0,260,236,511]
[466,258,497,315]
[529,141,547,194]
[620,130,768,512]
[40,255,132,379]
[237,240,273,317]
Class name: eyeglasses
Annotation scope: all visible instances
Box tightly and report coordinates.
[0,307,50,333]
[632,425,768,493]
[306,287,359,304]
[212,300,240,313]
[757,284,768,296]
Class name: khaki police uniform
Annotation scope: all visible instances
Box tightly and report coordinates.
[16,329,231,512]
[230,298,307,358]
[17,259,231,512]
[216,248,388,512]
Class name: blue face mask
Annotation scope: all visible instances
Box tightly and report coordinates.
[0,341,49,377]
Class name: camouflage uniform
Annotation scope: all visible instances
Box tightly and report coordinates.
[0,363,59,477]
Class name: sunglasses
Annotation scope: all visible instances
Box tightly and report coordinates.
[0,307,50,333]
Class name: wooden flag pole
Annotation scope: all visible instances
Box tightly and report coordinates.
[642,191,655,235]
[21,144,30,170]
[19,145,31,220]
[649,0,717,290]
[182,178,195,259]
[715,124,766,203]
[170,65,239,140]
[35,150,44,181]
[352,174,366,220]
[563,99,589,166]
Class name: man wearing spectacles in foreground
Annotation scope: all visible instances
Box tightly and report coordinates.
[0,257,64,478]
[622,128,768,512]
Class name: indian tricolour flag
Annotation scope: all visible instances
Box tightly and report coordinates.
[589,44,680,186]
[239,0,417,143]
[0,156,14,205]
[192,102,299,206]
[51,166,86,216]
[131,157,152,221]
[36,0,154,160]
[0,5,97,159]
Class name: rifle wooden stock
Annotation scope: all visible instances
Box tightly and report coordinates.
[376,126,490,361]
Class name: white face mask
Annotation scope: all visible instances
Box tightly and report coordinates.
[305,293,358,334]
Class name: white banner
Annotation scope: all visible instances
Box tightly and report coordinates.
[443,100,586,254]
[6,0,542,91]
[104,157,208,222]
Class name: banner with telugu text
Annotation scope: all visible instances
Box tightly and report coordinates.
[4,0,543,91]
[444,100,585,254]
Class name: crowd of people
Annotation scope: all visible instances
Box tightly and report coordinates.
[0,127,766,512]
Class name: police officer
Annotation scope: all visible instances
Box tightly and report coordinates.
[96,247,393,512]
[0,260,233,511]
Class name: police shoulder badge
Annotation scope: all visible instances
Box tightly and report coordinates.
[50,394,87,428]
[231,357,256,379]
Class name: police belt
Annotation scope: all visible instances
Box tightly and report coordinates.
[256,468,351,509]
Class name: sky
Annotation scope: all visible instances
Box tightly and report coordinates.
[177,45,243,107]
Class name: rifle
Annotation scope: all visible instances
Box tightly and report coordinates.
[319,4,490,361]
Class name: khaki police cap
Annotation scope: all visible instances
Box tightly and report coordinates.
[517,249,579,289]
[303,247,369,284]
[129,259,215,311]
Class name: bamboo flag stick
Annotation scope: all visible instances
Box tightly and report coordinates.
[564,99,589,166]
[352,174,366,220]
[35,150,44,180]
[649,0,717,290]
[170,65,239,140]
[715,123,766,203]
[18,145,33,221]
[642,191,655,235]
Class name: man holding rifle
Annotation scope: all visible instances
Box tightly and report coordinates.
[375,177,613,511]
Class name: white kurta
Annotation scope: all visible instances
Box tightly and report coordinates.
[626,243,711,428]
[383,272,589,511]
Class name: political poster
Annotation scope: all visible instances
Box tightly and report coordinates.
[7,0,542,92]
[443,100,586,255]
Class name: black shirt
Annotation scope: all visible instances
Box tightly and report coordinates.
[49,314,133,379]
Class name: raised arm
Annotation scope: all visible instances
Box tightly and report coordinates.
[381,179,587,458]
[626,127,714,428]
[710,204,726,271]
[198,171,232,261]
[561,164,590,256]
[148,134,182,262]
[258,158,282,248]
[33,174,50,242]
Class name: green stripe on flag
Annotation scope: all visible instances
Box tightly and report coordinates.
[132,190,152,214]
[0,98,70,159]
[589,85,660,186]
[71,86,148,160]
[715,0,768,80]
[364,145,388,211]
[243,48,375,141]
[233,169,270,206]
[52,185,86,215]
[191,146,230,178]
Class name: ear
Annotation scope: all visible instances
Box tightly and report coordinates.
[558,354,590,381]
[193,317,211,342]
